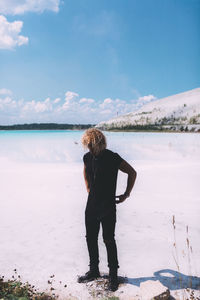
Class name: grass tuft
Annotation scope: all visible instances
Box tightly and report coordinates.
[0,275,57,300]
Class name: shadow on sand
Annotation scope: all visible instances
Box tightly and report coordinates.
[124,269,200,291]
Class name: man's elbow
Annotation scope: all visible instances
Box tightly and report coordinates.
[129,167,137,179]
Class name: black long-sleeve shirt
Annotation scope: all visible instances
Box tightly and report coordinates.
[83,149,123,219]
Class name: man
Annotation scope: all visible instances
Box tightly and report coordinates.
[78,128,137,291]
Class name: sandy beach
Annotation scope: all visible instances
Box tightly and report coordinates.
[0,131,200,299]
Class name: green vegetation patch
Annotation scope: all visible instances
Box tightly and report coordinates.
[0,276,57,300]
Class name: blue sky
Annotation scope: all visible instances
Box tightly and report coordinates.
[0,0,199,124]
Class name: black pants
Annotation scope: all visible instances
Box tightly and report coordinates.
[85,210,119,270]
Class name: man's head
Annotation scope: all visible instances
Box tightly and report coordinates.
[82,128,107,156]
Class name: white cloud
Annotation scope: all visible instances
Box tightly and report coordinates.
[22,98,52,113]
[0,0,60,51]
[65,91,79,102]
[53,97,61,104]
[79,98,94,103]
[0,88,12,95]
[104,98,113,104]
[0,0,60,15]
[0,96,16,110]
[3,97,12,104]
[0,15,28,49]
[99,98,113,109]
[44,97,50,103]
[0,90,157,124]
[61,91,79,110]
[139,95,156,102]
[100,109,112,114]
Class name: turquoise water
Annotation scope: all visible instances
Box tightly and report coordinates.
[0,129,83,138]
[0,130,199,163]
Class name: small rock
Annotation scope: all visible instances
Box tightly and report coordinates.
[140,280,170,300]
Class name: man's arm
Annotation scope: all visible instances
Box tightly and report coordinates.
[83,164,90,193]
[115,159,137,204]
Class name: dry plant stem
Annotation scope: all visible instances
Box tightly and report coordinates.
[172,216,181,274]
[172,216,199,300]
[172,215,185,297]
[186,226,193,289]
[189,241,198,278]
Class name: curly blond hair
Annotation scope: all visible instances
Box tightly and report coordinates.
[81,128,107,156]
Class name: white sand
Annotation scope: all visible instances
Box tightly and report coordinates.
[0,131,200,299]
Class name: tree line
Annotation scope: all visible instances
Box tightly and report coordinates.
[0,123,95,130]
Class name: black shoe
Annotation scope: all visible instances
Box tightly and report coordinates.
[107,269,119,292]
[77,269,100,283]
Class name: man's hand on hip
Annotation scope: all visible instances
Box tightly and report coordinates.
[115,193,129,204]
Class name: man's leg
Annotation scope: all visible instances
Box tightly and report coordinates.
[101,210,119,291]
[101,210,119,270]
[78,212,100,283]
[85,212,100,271]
